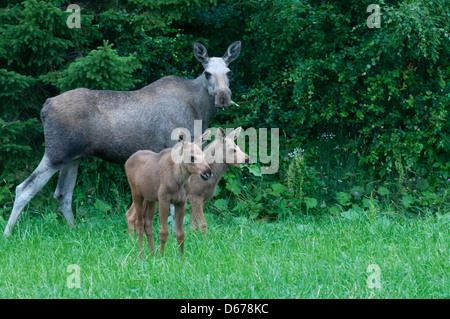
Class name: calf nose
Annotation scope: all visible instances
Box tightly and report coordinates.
[200,168,213,181]
[245,157,252,165]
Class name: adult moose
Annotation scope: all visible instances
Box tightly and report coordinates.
[4,41,241,237]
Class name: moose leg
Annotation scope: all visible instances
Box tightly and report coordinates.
[133,196,145,258]
[159,200,170,256]
[53,159,80,227]
[189,198,199,230]
[125,202,136,235]
[174,203,186,254]
[143,201,156,255]
[190,197,207,232]
[4,155,59,237]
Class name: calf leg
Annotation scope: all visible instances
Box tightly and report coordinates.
[174,203,187,254]
[190,196,207,232]
[132,195,145,258]
[159,200,170,256]
[4,154,59,237]
[53,159,80,227]
[143,200,156,255]
[125,203,136,234]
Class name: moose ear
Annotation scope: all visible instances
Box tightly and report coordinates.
[227,127,243,140]
[222,41,241,65]
[194,42,209,66]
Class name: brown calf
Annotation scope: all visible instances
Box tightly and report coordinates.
[189,127,250,231]
[125,130,212,257]
[126,127,251,234]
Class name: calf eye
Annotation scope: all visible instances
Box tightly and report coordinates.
[204,71,212,80]
[226,70,233,77]
[190,156,195,163]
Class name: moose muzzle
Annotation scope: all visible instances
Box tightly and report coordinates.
[214,88,232,107]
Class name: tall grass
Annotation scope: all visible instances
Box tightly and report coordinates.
[0,207,448,299]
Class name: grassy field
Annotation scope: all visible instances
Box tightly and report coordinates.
[0,209,448,299]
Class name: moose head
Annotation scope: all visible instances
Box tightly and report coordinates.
[194,41,241,107]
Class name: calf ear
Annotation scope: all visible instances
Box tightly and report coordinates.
[227,127,243,140]
[201,128,212,143]
[222,41,241,65]
[194,42,209,66]
[178,130,189,144]
[216,127,226,143]
[194,128,212,145]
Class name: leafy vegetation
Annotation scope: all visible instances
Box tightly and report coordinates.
[0,0,449,222]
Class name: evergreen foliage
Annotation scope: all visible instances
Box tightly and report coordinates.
[0,0,448,216]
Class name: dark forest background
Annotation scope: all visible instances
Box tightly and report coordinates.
[1,0,448,220]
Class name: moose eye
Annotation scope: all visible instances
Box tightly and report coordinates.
[204,71,212,80]
[226,70,233,77]
[190,156,195,163]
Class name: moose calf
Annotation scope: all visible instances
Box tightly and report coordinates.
[125,130,211,257]
[188,127,251,231]
[127,127,251,234]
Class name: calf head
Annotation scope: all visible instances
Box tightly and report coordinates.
[208,127,251,166]
[175,129,212,181]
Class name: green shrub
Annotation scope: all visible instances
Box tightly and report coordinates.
[52,41,141,91]
[241,0,449,180]
[1,0,448,220]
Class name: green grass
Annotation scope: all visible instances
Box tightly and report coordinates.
[0,210,448,298]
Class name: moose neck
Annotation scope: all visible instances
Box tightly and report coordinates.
[192,75,217,130]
